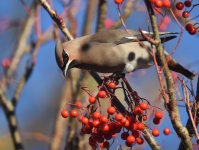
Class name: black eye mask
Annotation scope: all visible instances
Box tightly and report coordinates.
[62,50,69,70]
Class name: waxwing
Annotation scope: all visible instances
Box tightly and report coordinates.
[55,29,195,80]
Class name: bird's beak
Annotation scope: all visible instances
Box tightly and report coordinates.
[63,60,72,77]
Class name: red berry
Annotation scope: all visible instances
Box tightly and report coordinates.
[107,106,116,115]
[92,120,100,127]
[152,129,160,137]
[123,119,130,128]
[182,11,190,18]
[108,82,116,89]
[100,116,108,124]
[176,2,184,10]
[134,106,143,115]
[139,102,148,110]
[115,113,123,121]
[189,26,197,35]
[2,58,11,69]
[185,23,193,31]
[61,110,69,118]
[114,0,123,4]
[184,0,192,7]
[163,128,171,135]
[126,135,135,144]
[132,130,140,138]
[137,122,145,130]
[98,90,107,98]
[93,112,101,119]
[154,0,163,8]
[163,0,171,8]
[143,115,147,121]
[70,110,78,117]
[136,137,144,145]
[131,122,138,130]
[121,132,129,140]
[120,117,127,125]
[155,111,163,119]
[101,141,109,148]
[100,124,110,133]
[81,117,89,124]
[153,118,161,125]
[89,96,96,104]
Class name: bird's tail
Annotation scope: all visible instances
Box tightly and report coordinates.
[167,58,195,80]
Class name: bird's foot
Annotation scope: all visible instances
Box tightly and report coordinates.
[110,72,126,80]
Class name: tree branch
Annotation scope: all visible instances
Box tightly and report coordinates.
[144,1,193,149]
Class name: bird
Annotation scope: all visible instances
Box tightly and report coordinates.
[55,29,195,80]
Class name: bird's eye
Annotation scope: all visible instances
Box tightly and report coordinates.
[62,50,69,70]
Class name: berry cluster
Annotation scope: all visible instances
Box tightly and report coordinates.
[175,1,198,35]
[61,76,171,149]
[148,0,171,8]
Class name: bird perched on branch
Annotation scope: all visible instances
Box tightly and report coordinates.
[55,29,195,80]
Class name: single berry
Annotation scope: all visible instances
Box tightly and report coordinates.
[120,117,127,125]
[189,26,197,35]
[185,23,193,31]
[184,0,192,7]
[114,0,124,4]
[101,124,110,133]
[101,141,109,148]
[92,120,100,127]
[134,106,143,115]
[176,2,184,10]
[152,129,160,137]
[136,137,144,145]
[163,0,171,8]
[154,0,163,8]
[98,90,107,98]
[61,110,69,118]
[70,110,78,117]
[126,135,135,144]
[100,116,109,124]
[163,128,171,135]
[140,102,148,110]
[107,106,116,115]
[89,96,96,104]
[93,112,101,119]
[81,117,89,124]
[115,113,123,121]
[137,122,145,130]
[131,122,138,130]
[153,118,161,125]
[182,11,190,18]
[2,58,11,69]
[143,115,148,121]
[108,82,116,89]
[155,111,163,119]
[132,130,140,138]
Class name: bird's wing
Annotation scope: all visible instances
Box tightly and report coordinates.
[89,29,178,45]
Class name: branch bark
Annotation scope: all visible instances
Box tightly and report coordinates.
[179,76,199,149]
[144,1,193,149]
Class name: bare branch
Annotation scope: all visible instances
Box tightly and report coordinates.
[144,1,193,149]
[96,0,107,31]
